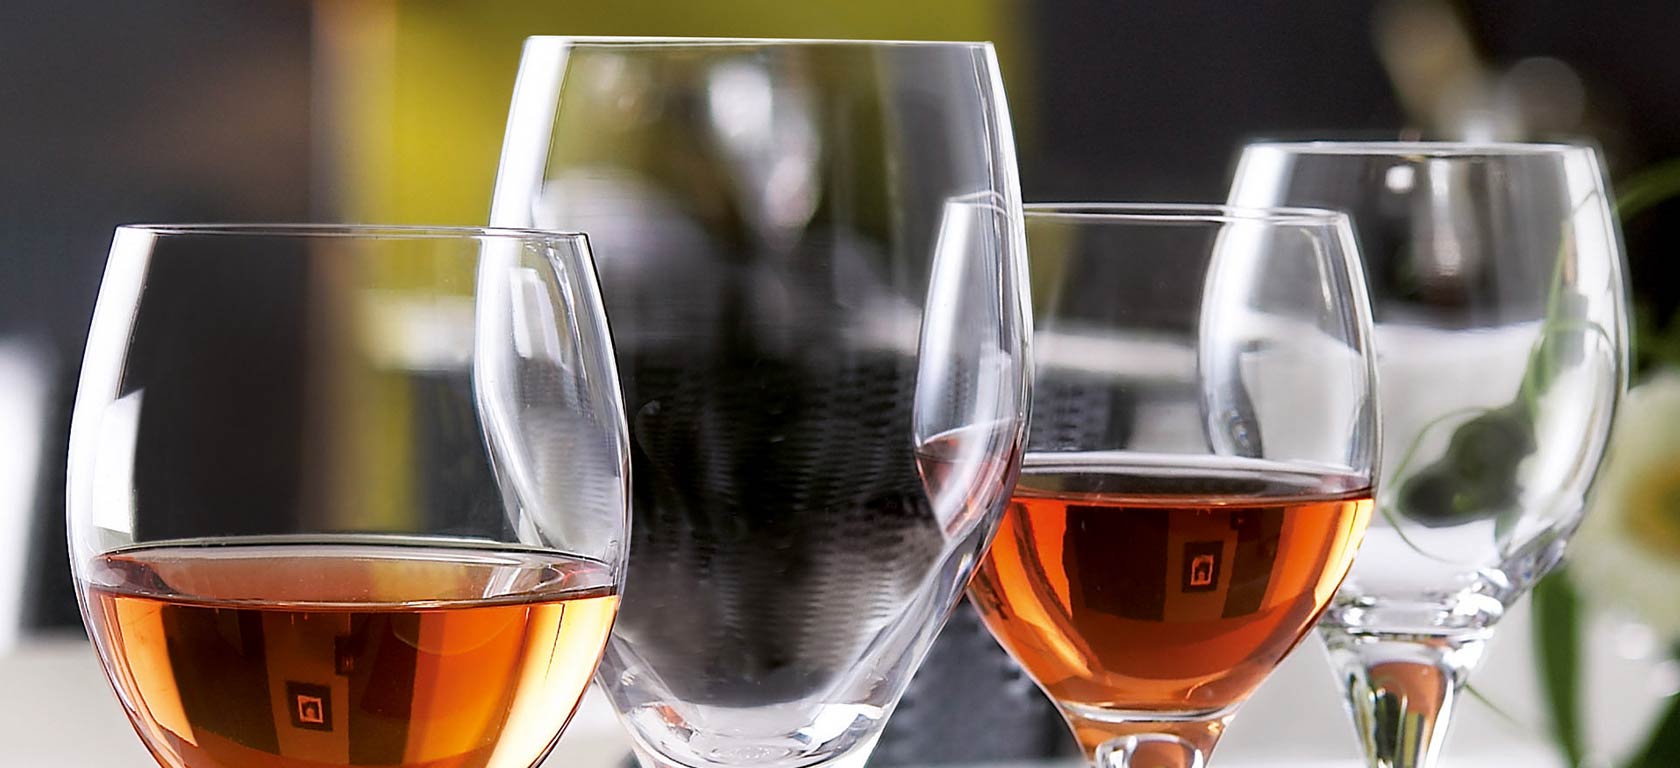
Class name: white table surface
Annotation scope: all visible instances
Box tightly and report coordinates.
[2,593,1662,767]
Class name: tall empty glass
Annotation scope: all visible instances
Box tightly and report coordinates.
[970,204,1379,768]
[491,37,1030,768]
[1230,142,1629,767]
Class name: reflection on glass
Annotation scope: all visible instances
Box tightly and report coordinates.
[1230,142,1629,768]
[0,341,49,654]
[492,37,1030,768]
[969,205,1378,768]
[68,225,629,768]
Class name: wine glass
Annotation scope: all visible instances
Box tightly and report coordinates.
[1229,142,1629,767]
[491,37,1030,768]
[68,225,628,768]
[968,204,1379,768]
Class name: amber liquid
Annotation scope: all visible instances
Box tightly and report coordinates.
[970,453,1370,716]
[84,542,619,768]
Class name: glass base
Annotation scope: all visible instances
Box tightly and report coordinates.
[1321,627,1489,768]
[1059,702,1238,768]
[627,731,883,768]
[618,701,887,768]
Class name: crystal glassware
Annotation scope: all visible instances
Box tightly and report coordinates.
[490,37,1031,768]
[68,225,628,768]
[969,204,1379,768]
[1230,142,1630,767]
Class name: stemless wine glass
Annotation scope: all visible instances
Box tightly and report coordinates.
[1230,142,1629,767]
[490,37,1030,768]
[67,225,628,768]
[968,204,1378,768]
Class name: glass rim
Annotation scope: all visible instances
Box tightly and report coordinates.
[114,223,589,242]
[1243,140,1591,157]
[1024,202,1350,226]
[526,34,992,50]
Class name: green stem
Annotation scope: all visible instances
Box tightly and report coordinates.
[1522,159,1680,768]
[1628,667,1680,768]
[1462,682,1522,729]
[1614,157,1680,222]
[1533,571,1584,767]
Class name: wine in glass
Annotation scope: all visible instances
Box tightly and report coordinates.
[69,225,628,768]
[491,37,1031,768]
[969,204,1379,768]
[1229,142,1629,767]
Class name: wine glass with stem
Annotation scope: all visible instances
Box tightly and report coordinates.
[490,36,1031,768]
[68,225,628,768]
[967,203,1379,768]
[1229,141,1629,767]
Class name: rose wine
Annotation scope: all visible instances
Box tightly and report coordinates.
[83,542,618,768]
[970,452,1370,715]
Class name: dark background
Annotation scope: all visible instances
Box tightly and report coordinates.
[5,0,1678,636]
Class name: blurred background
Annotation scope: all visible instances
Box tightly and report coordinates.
[6,1,1680,766]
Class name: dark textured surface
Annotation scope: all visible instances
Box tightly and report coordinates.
[872,599,1073,766]
[613,346,945,705]
[868,372,1138,765]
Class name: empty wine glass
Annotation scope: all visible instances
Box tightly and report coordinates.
[969,204,1379,768]
[490,37,1030,768]
[68,225,627,768]
[1230,142,1629,767]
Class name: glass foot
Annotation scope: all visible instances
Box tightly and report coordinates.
[1060,702,1235,768]
[1322,628,1489,768]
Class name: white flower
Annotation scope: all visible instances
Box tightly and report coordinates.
[1569,372,1680,644]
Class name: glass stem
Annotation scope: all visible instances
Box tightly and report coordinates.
[1060,704,1234,768]
[1321,628,1489,768]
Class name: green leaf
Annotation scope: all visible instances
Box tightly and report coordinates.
[1615,157,1680,222]
[1533,570,1584,767]
[1627,675,1680,768]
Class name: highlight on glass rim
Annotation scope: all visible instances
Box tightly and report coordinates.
[7,4,1678,768]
